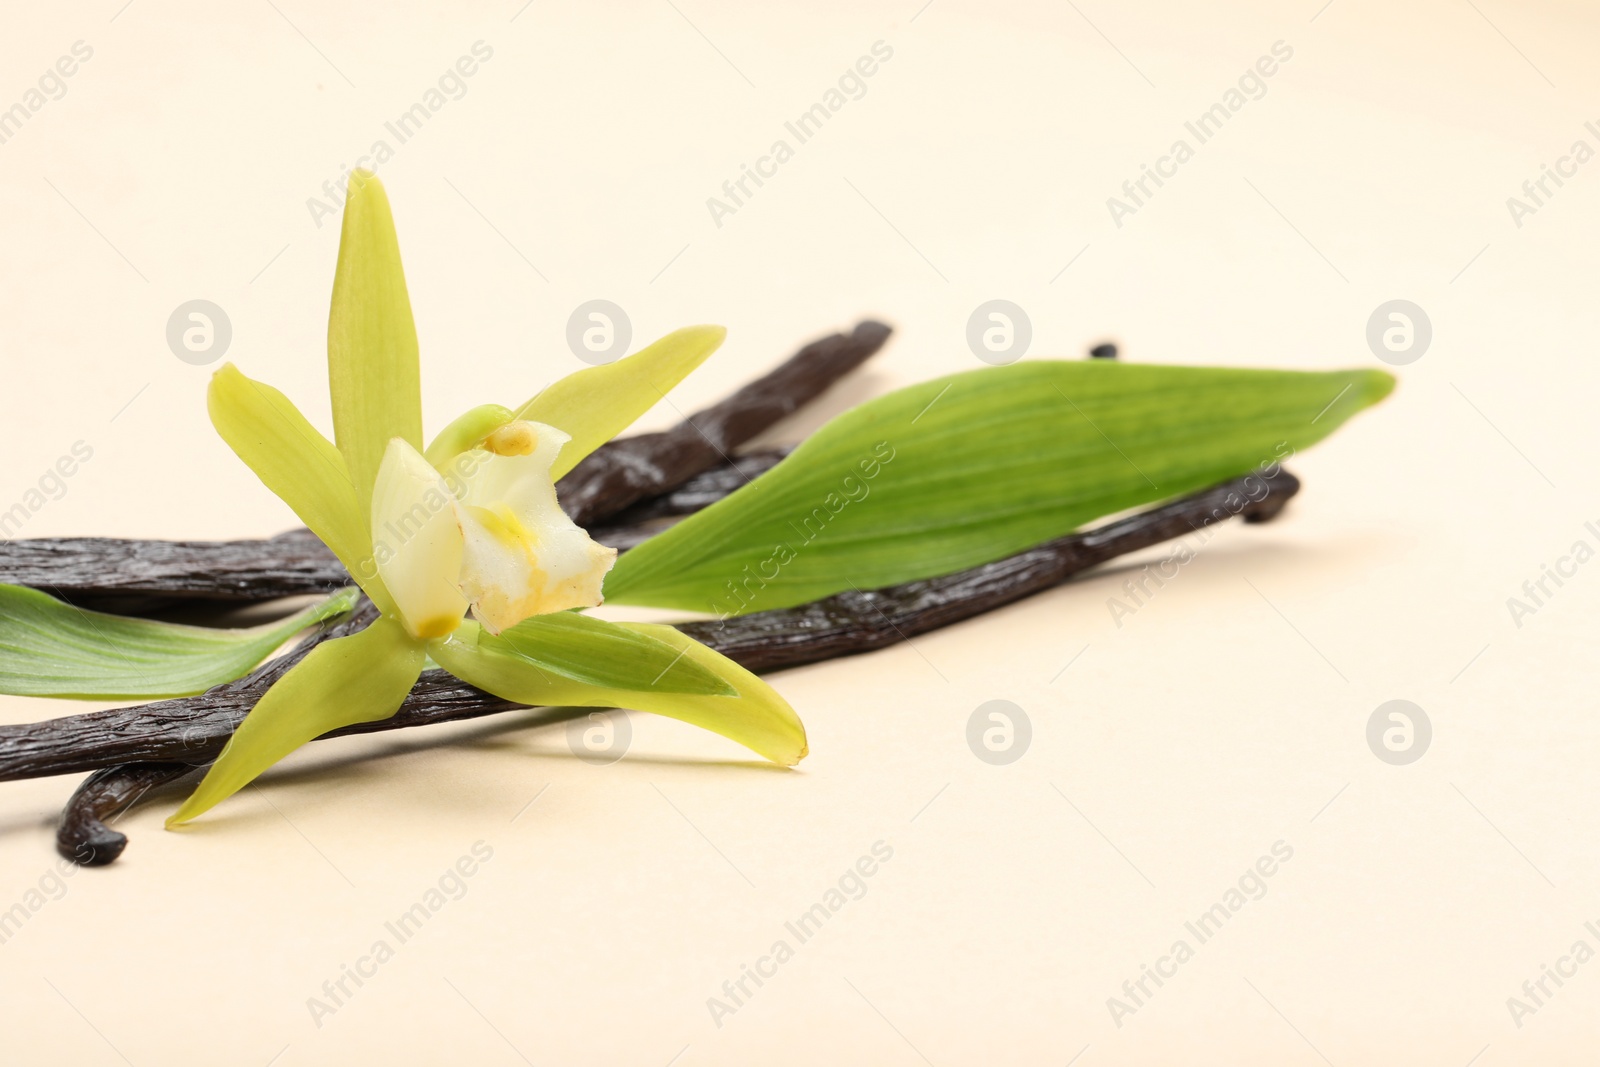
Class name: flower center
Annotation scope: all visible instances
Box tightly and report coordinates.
[409,614,462,640]
[483,422,538,456]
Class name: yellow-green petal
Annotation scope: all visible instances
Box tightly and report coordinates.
[328,170,424,514]
[207,363,386,609]
[429,621,806,766]
[514,324,726,478]
[167,616,425,825]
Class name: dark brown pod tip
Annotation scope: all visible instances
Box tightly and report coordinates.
[57,762,197,866]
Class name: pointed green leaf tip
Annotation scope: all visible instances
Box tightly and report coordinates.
[514,324,727,478]
[328,169,423,516]
[604,362,1395,613]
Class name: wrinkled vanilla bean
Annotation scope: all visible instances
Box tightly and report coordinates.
[556,320,891,525]
[30,468,1298,864]
[0,529,347,614]
[596,447,791,524]
[585,447,791,552]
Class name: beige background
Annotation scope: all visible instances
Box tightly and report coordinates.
[2,0,1598,1063]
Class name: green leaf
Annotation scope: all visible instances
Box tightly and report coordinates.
[208,364,375,586]
[429,621,805,766]
[0,586,359,700]
[604,361,1394,613]
[168,615,424,825]
[328,170,423,513]
[480,612,735,696]
[514,325,726,478]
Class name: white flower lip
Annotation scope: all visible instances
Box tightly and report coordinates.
[453,421,617,634]
[370,422,617,640]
